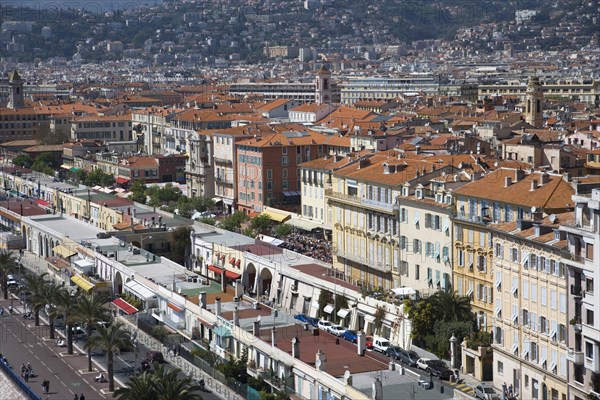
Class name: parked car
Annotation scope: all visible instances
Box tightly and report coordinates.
[365,336,374,349]
[475,384,500,400]
[416,357,431,370]
[397,349,419,367]
[317,320,332,331]
[293,314,318,327]
[343,330,358,343]
[373,337,390,353]
[426,360,452,380]
[386,346,403,360]
[329,325,347,336]
[146,351,164,363]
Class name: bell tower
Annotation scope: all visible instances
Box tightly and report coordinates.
[7,70,25,110]
[525,76,543,128]
[315,64,331,105]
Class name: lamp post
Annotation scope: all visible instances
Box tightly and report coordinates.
[140,235,152,251]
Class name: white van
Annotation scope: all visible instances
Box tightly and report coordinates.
[373,337,390,353]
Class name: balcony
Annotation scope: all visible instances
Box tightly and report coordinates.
[335,249,391,273]
[571,285,583,298]
[325,189,397,214]
[453,212,491,225]
[214,157,232,165]
[567,349,585,364]
[215,176,234,186]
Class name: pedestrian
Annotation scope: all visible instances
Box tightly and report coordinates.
[73,394,78,400]
[46,380,50,393]
[24,370,30,382]
[79,394,85,400]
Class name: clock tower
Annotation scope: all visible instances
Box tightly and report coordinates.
[315,64,331,105]
[525,76,543,128]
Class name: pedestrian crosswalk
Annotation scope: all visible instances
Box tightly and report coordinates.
[447,381,475,395]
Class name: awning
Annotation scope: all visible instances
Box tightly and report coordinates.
[364,314,376,323]
[212,197,223,203]
[60,164,71,170]
[116,177,130,184]
[213,326,232,338]
[112,298,138,315]
[74,259,94,269]
[323,304,334,314]
[337,308,350,318]
[207,264,223,274]
[235,259,241,267]
[282,191,301,197]
[70,167,80,173]
[35,199,50,207]
[167,302,184,313]
[391,287,416,296]
[71,275,95,292]
[288,218,322,232]
[225,270,241,280]
[260,210,291,223]
[124,280,156,301]
[229,257,236,265]
[53,244,76,258]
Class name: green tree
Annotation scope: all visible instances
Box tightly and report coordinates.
[55,288,80,355]
[130,180,147,204]
[0,250,17,300]
[20,271,50,326]
[154,365,203,400]
[86,321,132,392]
[428,288,473,323]
[113,370,157,400]
[219,211,247,232]
[74,293,111,371]
[39,282,60,340]
[12,154,33,168]
[85,168,116,187]
[274,223,292,238]
[250,215,271,233]
[317,289,333,318]
[146,183,182,207]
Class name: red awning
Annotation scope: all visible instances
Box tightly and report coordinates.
[225,270,241,280]
[35,199,50,207]
[235,259,241,267]
[220,254,225,260]
[207,264,223,274]
[112,298,138,315]
[167,302,183,313]
[229,257,236,265]
[116,177,130,184]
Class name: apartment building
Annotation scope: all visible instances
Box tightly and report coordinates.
[185,130,214,199]
[71,113,133,142]
[478,79,600,104]
[560,188,600,400]
[339,75,441,105]
[453,169,575,331]
[491,215,570,400]
[236,130,327,213]
[131,107,181,155]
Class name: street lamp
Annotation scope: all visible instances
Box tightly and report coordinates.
[140,235,152,251]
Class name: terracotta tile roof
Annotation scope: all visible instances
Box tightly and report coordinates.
[23,144,64,152]
[290,103,333,113]
[127,156,159,168]
[0,139,39,147]
[323,134,351,147]
[454,169,575,211]
[257,98,292,112]
[236,130,328,148]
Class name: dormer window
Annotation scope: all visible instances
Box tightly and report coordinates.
[554,230,560,241]
[402,187,409,197]
[435,193,443,203]
[415,189,423,199]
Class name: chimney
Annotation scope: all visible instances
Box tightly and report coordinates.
[215,297,222,317]
[504,176,512,187]
[171,280,177,292]
[131,209,136,218]
[233,306,239,326]
[530,179,538,191]
[315,349,326,371]
[515,169,525,182]
[253,319,260,336]
[540,172,550,185]
[235,279,243,298]
[271,326,277,347]
[383,163,390,174]
[292,337,300,359]
[199,292,207,309]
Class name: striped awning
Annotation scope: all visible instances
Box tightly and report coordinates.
[259,210,291,223]
[53,244,76,259]
[112,298,138,315]
[71,275,94,292]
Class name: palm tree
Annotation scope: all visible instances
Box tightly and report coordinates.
[0,250,17,300]
[112,371,157,400]
[74,293,111,371]
[21,272,50,326]
[428,287,473,323]
[153,365,202,400]
[55,288,80,355]
[38,282,60,340]
[86,321,132,392]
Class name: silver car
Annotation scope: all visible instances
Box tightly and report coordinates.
[475,384,499,400]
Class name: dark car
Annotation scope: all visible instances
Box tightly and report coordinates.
[293,314,318,327]
[386,346,403,360]
[426,360,452,380]
[398,349,419,367]
[343,330,358,343]
[146,351,164,363]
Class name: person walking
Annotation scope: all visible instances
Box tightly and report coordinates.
[79,394,85,400]
[73,394,78,400]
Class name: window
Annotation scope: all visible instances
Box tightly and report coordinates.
[415,265,420,280]
[586,243,594,260]
[282,156,288,165]
[497,361,504,375]
[586,342,594,359]
[586,278,594,293]
[267,169,273,179]
[587,309,594,325]
[511,248,519,262]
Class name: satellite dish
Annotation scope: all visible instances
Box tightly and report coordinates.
[531,206,538,213]
[343,370,351,380]
[549,214,557,223]
[291,337,298,344]
[315,359,322,368]
[257,315,261,322]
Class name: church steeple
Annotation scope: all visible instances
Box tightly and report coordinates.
[315,64,331,105]
[525,76,543,128]
[7,70,25,109]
